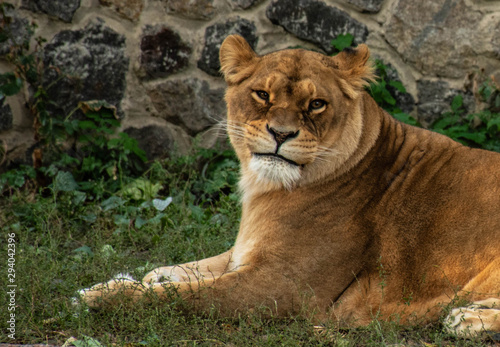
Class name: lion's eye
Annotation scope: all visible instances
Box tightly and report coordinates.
[255,90,270,101]
[309,99,326,111]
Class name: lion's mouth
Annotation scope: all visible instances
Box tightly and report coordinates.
[253,153,301,167]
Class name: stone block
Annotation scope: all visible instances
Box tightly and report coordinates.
[346,0,384,13]
[266,0,369,54]
[42,18,129,117]
[163,0,215,20]
[229,0,265,10]
[417,79,475,125]
[384,0,494,79]
[99,0,144,21]
[197,17,258,76]
[140,26,191,79]
[146,78,226,135]
[0,7,31,56]
[21,0,80,23]
[124,124,190,160]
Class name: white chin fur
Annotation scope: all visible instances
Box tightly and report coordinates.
[248,155,302,190]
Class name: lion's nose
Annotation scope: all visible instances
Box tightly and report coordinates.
[267,124,299,147]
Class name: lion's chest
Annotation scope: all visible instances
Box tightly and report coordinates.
[228,192,370,274]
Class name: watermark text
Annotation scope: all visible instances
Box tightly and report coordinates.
[6,232,16,339]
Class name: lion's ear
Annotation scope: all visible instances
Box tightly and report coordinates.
[330,44,375,99]
[220,35,258,85]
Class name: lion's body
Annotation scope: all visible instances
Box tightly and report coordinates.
[80,35,500,335]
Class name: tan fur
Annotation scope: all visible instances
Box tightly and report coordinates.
[79,35,500,335]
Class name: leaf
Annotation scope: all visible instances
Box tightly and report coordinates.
[148,212,166,226]
[388,80,406,93]
[479,83,493,100]
[431,115,460,131]
[455,131,487,145]
[80,213,97,223]
[72,335,103,347]
[53,171,79,192]
[381,88,396,106]
[487,117,500,132]
[72,191,87,206]
[393,112,418,126]
[100,244,116,259]
[330,33,354,52]
[78,100,118,119]
[113,214,130,227]
[72,246,94,257]
[121,178,163,201]
[450,95,463,113]
[78,120,98,130]
[134,216,148,229]
[152,197,173,211]
[101,196,125,211]
[119,132,147,162]
[189,204,205,222]
[0,72,23,97]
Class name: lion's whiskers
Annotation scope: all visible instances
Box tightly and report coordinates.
[212,120,248,140]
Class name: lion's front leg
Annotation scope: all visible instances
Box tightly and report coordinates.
[143,249,234,284]
[78,273,148,307]
[147,266,306,317]
[78,250,234,308]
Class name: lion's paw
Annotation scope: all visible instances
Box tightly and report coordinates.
[75,273,142,307]
[444,299,500,336]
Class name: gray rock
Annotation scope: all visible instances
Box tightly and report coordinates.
[197,17,258,76]
[146,78,226,135]
[266,0,369,54]
[42,18,129,118]
[140,25,191,79]
[384,0,490,79]
[0,6,31,56]
[124,124,189,160]
[99,0,144,21]
[229,0,265,10]
[417,79,475,125]
[0,97,13,131]
[163,0,215,20]
[346,0,384,13]
[21,0,81,23]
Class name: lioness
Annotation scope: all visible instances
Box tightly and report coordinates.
[80,35,500,335]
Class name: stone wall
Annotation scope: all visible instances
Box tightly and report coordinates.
[1,0,499,168]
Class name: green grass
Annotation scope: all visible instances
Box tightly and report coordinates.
[1,148,498,346]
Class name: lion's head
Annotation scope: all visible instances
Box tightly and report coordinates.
[219,35,376,198]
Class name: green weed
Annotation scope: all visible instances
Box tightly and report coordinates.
[431,94,500,151]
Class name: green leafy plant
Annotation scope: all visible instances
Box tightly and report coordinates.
[331,33,354,52]
[478,78,500,111]
[431,94,500,151]
[0,11,147,200]
[368,59,419,126]
[369,60,403,111]
[39,102,148,202]
[0,165,36,192]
